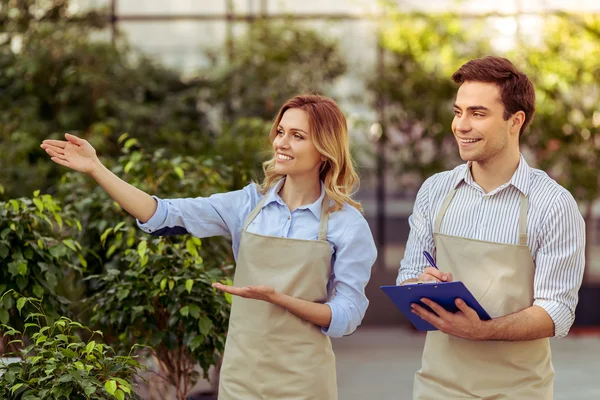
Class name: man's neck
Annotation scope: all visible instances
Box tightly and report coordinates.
[279,175,322,212]
[470,151,521,194]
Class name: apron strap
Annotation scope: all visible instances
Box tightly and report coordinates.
[243,190,270,230]
[518,193,528,246]
[318,194,330,241]
[243,186,331,241]
[434,188,457,234]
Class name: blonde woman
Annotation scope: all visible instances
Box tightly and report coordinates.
[41,94,377,399]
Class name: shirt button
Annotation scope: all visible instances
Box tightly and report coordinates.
[287,216,290,220]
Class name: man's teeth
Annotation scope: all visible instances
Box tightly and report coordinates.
[278,154,293,161]
[461,139,480,143]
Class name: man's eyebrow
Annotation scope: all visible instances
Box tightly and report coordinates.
[453,103,490,112]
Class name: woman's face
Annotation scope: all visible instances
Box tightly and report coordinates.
[272,108,323,179]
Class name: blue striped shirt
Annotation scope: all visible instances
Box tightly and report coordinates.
[137,179,377,338]
[397,155,586,338]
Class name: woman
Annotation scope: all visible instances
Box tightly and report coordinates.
[41,94,377,399]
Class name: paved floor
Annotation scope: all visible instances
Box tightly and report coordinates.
[333,327,600,400]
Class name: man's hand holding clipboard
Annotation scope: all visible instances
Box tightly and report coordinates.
[381,251,492,340]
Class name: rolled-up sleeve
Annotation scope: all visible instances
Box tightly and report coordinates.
[396,178,435,285]
[322,216,377,338]
[136,185,254,240]
[533,191,586,338]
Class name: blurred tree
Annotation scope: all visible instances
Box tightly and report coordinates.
[0,0,213,199]
[203,20,348,185]
[518,14,600,279]
[370,11,491,194]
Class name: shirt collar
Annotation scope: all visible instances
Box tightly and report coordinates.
[453,154,531,196]
[263,179,326,220]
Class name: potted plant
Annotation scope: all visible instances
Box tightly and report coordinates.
[0,294,144,399]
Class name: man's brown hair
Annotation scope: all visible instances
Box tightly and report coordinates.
[452,56,535,137]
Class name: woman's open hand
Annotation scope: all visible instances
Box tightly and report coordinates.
[41,133,100,174]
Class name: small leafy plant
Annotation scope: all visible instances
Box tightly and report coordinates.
[0,294,144,400]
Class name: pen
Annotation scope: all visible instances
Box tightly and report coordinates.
[422,250,438,270]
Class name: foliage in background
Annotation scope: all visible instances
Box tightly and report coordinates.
[372,11,492,194]
[205,19,348,122]
[0,0,213,199]
[0,192,84,338]
[0,294,143,400]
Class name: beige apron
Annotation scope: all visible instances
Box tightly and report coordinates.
[218,194,338,400]
[413,188,554,400]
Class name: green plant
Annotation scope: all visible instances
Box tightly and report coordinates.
[87,231,231,400]
[0,192,84,337]
[0,294,143,400]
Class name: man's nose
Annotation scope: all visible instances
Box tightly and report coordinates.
[455,116,471,132]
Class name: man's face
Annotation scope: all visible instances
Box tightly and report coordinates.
[452,81,514,163]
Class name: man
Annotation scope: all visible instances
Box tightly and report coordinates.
[397,56,585,399]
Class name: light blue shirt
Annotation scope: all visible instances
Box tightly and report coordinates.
[137,179,377,338]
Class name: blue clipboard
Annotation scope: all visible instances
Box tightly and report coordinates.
[380,281,491,331]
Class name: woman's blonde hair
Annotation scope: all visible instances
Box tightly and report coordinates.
[258,94,362,213]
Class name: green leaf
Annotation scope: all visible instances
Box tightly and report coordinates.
[198,316,213,336]
[78,254,88,268]
[185,279,194,294]
[185,239,199,257]
[37,239,44,249]
[188,304,201,319]
[137,240,147,258]
[100,228,113,246]
[86,341,96,354]
[10,383,24,394]
[0,308,9,324]
[17,262,28,276]
[168,280,175,291]
[189,335,204,351]
[105,380,117,395]
[116,289,130,301]
[124,160,134,174]
[63,239,77,252]
[115,389,125,400]
[32,285,44,298]
[10,199,19,213]
[84,385,96,396]
[0,244,9,259]
[33,198,44,212]
[35,334,47,345]
[124,138,139,149]
[60,348,78,358]
[160,277,167,292]
[49,245,67,259]
[180,306,189,317]
[34,190,40,197]
[17,297,27,313]
[174,166,185,179]
[54,213,63,228]
[3,293,14,309]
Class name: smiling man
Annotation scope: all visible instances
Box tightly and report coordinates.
[396,56,585,399]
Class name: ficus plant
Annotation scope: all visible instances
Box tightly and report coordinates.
[0,294,144,400]
[0,191,85,351]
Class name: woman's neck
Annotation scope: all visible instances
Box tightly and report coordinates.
[278,175,322,212]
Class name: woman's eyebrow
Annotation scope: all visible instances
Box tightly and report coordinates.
[278,125,308,135]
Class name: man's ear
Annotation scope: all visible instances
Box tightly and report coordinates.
[511,111,526,134]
